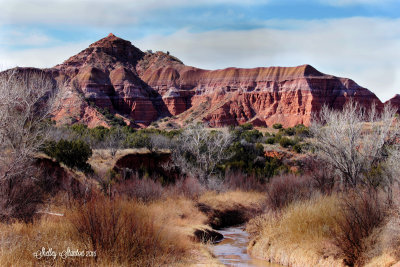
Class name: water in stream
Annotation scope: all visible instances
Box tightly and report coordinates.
[212,226,282,267]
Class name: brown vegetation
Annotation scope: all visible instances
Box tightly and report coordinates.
[0,193,209,266]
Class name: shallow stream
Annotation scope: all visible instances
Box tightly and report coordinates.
[211,226,282,267]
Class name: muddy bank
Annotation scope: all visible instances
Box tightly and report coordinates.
[196,202,264,229]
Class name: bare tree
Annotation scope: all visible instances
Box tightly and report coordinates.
[310,100,400,193]
[171,123,233,184]
[104,127,126,157]
[149,134,171,151]
[0,68,60,218]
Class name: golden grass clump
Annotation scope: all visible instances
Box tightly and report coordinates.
[247,194,345,266]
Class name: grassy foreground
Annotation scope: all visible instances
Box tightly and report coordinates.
[247,193,400,267]
[0,189,265,266]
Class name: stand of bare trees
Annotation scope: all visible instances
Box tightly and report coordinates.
[310,101,400,197]
[0,68,60,220]
[170,123,233,185]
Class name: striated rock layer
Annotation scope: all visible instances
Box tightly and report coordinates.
[5,34,391,128]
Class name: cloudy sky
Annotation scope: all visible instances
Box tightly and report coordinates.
[1,0,399,101]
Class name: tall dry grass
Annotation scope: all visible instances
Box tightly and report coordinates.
[68,195,193,266]
[0,193,208,266]
[247,190,400,267]
[247,194,345,266]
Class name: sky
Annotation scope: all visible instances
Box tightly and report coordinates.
[1,0,399,101]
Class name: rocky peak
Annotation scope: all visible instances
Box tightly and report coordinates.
[56,34,145,70]
[89,33,144,63]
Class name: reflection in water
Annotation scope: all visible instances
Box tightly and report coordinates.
[212,226,281,267]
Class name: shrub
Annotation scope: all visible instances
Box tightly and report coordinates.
[264,157,289,180]
[279,137,296,148]
[0,175,44,222]
[293,143,302,153]
[265,137,276,144]
[331,190,389,266]
[241,129,263,143]
[42,139,93,172]
[274,132,283,142]
[225,141,269,179]
[98,107,126,127]
[124,131,151,149]
[114,177,164,202]
[266,174,314,210]
[240,123,254,130]
[167,177,205,199]
[294,124,311,137]
[283,127,296,136]
[70,123,88,135]
[303,157,336,194]
[223,171,264,191]
[272,123,283,129]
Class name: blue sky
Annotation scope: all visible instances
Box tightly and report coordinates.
[1,0,399,101]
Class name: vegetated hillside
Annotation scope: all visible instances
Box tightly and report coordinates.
[2,33,395,128]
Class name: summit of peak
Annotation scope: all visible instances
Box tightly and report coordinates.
[89,33,129,48]
[58,34,144,69]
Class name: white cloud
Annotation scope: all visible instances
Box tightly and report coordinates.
[0,0,262,26]
[132,17,400,102]
[0,30,54,46]
[0,40,91,69]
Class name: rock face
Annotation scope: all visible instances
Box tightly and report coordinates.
[6,34,391,127]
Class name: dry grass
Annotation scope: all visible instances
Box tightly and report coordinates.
[199,190,266,211]
[247,192,400,267]
[0,194,211,266]
[147,196,209,237]
[362,206,400,266]
[247,194,345,266]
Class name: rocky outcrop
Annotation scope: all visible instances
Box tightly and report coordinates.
[4,34,392,128]
[51,33,159,126]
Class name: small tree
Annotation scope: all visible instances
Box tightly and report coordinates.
[310,101,400,194]
[104,127,126,157]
